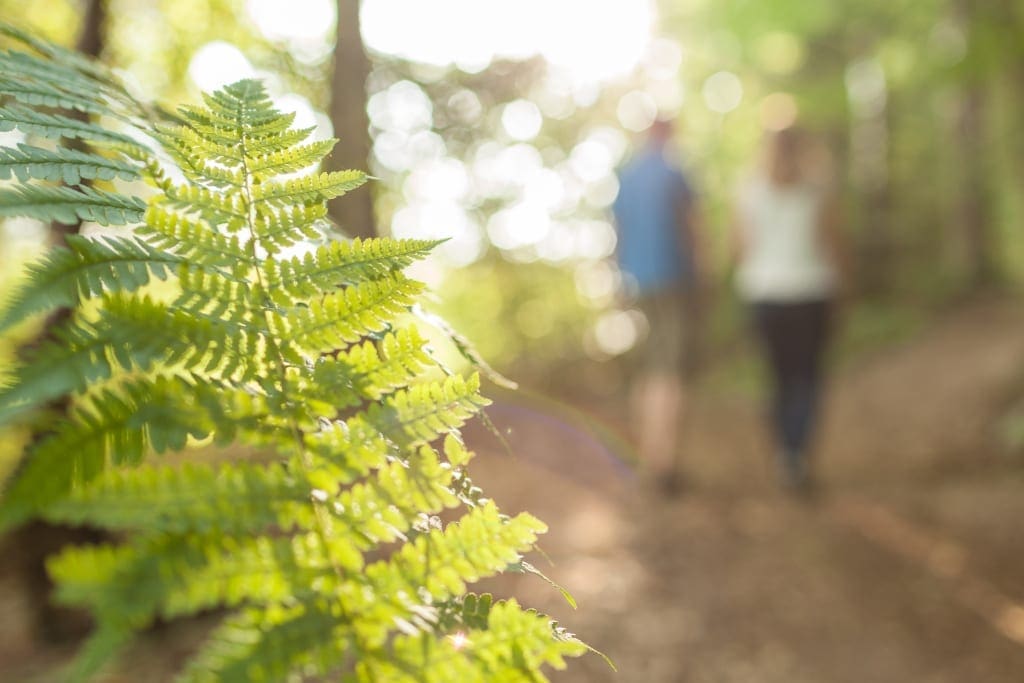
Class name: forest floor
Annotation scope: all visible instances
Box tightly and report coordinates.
[2,295,1024,682]
[471,294,1024,683]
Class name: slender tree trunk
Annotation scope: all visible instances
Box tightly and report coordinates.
[956,84,994,287]
[955,0,995,288]
[325,0,375,239]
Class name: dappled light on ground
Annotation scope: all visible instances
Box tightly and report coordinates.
[464,298,1024,682]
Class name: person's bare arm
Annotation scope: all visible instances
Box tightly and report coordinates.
[819,191,850,298]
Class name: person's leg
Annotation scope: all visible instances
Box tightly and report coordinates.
[632,291,686,490]
[752,303,794,465]
[776,300,831,485]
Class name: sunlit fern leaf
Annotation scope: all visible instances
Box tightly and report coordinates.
[248,138,337,176]
[366,374,490,449]
[384,600,589,683]
[0,296,256,423]
[306,327,434,406]
[0,376,212,529]
[0,234,183,333]
[0,23,142,110]
[178,602,351,683]
[139,205,252,272]
[0,53,134,121]
[265,237,442,303]
[42,462,312,535]
[273,273,425,356]
[0,25,590,682]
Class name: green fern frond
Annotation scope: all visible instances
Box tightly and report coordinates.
[179,603,350,683]
[0,376,212,528]
[0,143,138,184]
[367,374,490,449]
[43,462,310,535]
[0,103,143,148]
[253,170,367,206]
[49,530,363,629]
[248,138,337,175]
[0,234,182,332]
[0,23,141,110]
[0,28,588,680]
[0,73,117,118]
[0,296,257,423]
[0,183,146,226]
[374,599,587,683]
[275,273,424,356]
[266,237,441,303]
[308,327,433,406]
[139,205,252,272]
[250,203,326,253]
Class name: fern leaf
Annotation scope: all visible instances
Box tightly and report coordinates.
[248,138,337,176]
[48,530,362,631]
[42,462,311,535]
[0,103,142,147]
[0,234,182,332]
[139,204,252,272]
[266,237,441,303]
[0,23,141,111]
[250,203,326,253]
[179,603,349,683]
[0,47,589,680]
[275,273,424,356]
[0,142,138,184]
[306,327,433,407]
[0,73,115,118]
[367,374,490,449]
[0,296,258,424]
[164,183,247,224]
[303,416,391,486]
[391,600,586,682]
[0,377,212,528]
[0,184,146,226]
[253,170,367,206]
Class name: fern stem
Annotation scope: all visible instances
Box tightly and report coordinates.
[235,99,371,671]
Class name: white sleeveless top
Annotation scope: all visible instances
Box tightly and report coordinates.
[735,176,836,302]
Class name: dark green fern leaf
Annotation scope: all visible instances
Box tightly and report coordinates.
[0,143,139,184]
[0,184,146,226]
[0,234,182,332]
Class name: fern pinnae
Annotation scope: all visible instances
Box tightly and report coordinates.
[0,35,590,677]
[0,103,143,148]
[140,205,253,272]
[0,183,146,226]
[0,234,182,333]
[0,142,139,184]
[266,237,442,301]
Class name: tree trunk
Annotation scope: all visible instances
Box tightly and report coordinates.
[955,85,994,287]
[954,0,995,288]
[326,0,376,239]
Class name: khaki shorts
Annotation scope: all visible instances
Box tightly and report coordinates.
[630,288,698,380]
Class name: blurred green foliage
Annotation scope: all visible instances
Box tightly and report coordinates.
[1,0,1022,386]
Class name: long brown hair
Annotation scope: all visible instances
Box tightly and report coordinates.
[765,127,804,186]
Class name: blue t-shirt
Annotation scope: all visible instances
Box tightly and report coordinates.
[612,145,695,296]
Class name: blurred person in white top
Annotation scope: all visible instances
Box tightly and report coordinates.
[731,126,847,493]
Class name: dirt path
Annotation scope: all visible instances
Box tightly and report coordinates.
[470,297,1024,682]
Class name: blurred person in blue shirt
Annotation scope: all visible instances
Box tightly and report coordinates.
[612,118,704,494]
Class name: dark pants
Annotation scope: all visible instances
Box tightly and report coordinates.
[752,299,831,469]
